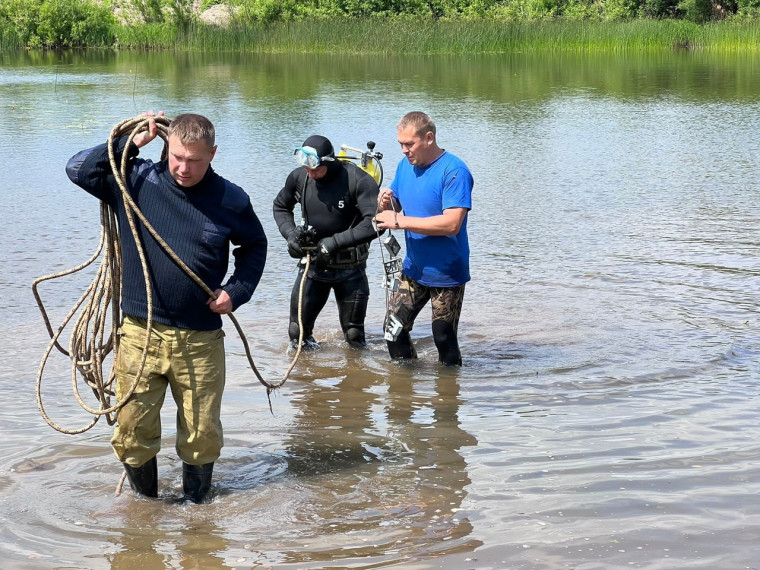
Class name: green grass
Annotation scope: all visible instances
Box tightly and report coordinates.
[0,26,21,52]
[4,17,760,53]
[114,22,180,50]
[135,18,760,54]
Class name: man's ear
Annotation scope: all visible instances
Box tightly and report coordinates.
[209,145,218,162]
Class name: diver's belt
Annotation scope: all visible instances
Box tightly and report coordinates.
[324,243,370,269]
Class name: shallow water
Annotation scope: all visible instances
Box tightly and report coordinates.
[1,50,759,569]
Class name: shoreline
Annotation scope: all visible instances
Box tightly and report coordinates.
[3,16,760,53]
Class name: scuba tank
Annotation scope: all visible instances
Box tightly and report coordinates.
[337,141,384,186]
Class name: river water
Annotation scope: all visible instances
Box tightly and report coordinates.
[1,49,759,569]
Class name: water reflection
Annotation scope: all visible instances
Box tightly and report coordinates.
[382,371,481,557]
[107,509,230,569]
[4,50,760,107]
[280,353,480,564]
[284,353,387,479]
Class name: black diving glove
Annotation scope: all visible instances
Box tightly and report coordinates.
[316,237,337,266]
[287,228,306,259]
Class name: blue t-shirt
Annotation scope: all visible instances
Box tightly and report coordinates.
[390,151,473,287]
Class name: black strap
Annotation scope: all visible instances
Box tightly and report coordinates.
[344,162,359,228]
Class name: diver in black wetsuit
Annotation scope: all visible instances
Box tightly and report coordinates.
[273,135,381,348]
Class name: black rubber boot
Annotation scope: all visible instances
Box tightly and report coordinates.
[123,456,158,498]
[387,330,417,360]
[344,326,367,348]
[432,320,462,366]
[182,462,214,504]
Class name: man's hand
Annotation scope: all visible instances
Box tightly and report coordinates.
[132,110,164,149]
[377,188,395,210]
[207,288,233,314]
[374,209,401,230]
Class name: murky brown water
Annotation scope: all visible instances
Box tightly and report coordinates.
[1,50,759,569]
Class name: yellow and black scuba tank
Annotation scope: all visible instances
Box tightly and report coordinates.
[337,141,384,186]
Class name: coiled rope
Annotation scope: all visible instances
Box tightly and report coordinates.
[33,115,297,438]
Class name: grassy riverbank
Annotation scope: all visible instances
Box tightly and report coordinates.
[113,18,760,53]
[3,15,760,53]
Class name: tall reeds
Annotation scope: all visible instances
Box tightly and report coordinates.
[112,18,760,54]
[114,23,179,50]
[0,27,21,52]
[4,14,760,53]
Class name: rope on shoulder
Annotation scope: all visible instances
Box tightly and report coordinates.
[33,115,297,436]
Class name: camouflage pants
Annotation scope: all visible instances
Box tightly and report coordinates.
[387,274,466,333]
[111,315,226,467]
[385,275,466,364]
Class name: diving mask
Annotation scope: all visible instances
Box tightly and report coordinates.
[294,146,333,169]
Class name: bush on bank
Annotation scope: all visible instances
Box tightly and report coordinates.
[226,0,760,21]
[0,0,115,48]
[1,0,760,50]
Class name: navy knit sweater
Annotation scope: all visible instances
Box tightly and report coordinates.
[66,137,267,331]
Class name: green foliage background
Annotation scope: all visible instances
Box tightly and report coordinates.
[0,0,115,48]
[1,0,760,50]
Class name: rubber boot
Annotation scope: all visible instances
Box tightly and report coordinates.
[432,320,462,366]
[344,327,366,348]
[123,456,158,498]
[182,461,214,504]
[387,330,417,360]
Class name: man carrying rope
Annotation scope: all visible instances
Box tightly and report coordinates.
[65,112,267,503]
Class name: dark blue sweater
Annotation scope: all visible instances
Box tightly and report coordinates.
[66,137,267,331]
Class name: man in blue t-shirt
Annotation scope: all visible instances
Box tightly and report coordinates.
[375,111,473,366]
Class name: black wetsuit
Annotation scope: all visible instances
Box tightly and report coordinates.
[273,161,380,346]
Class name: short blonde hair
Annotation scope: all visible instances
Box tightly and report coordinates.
[168,113,215,148]
[397,111,436,138]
